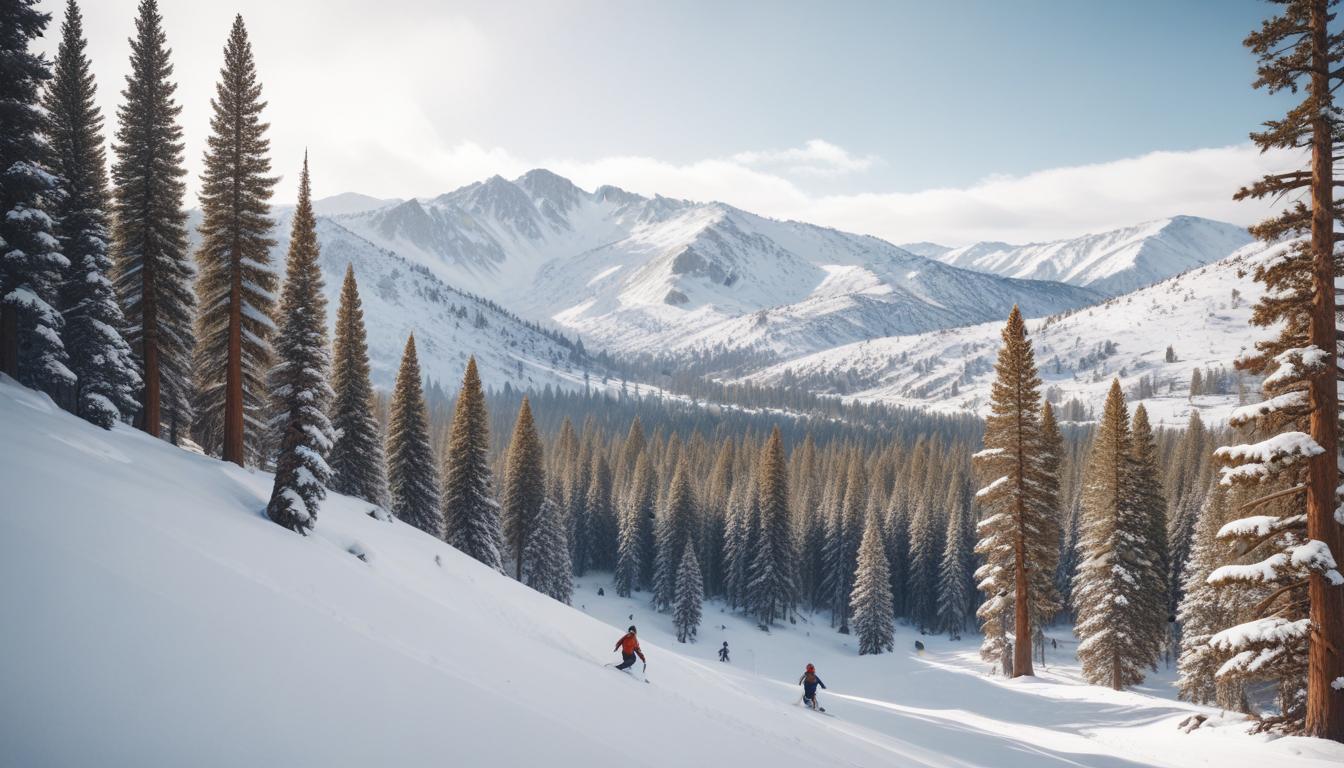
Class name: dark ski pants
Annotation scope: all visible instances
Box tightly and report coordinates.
[616,652,638,670]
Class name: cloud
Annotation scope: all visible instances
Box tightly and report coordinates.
[731,139,880,177]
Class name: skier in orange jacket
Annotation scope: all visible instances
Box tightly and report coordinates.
[613,625,646,671]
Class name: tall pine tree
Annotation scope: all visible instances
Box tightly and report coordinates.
[1073,381,1161,690]
[746,426,794,626]
[385,334,440,535]
[45,0,139,427]
[501,396,544,579]
[673,544,704,643]
[0,0,73,395]
[264,156,333,534]
[523,497,572,604]
[974,306,1058,677]
[111,0,193,440]
[851,508,895,655]
[327,265,386,506]
[654,457,698,611]
[442,356,502,570]
[191,15,277,465]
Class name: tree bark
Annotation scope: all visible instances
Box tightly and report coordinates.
[140,252,160,438]
[1304,0,1344,742]
[0,304,17,379]
[223,250,243,466]
[1014,367,1034,677]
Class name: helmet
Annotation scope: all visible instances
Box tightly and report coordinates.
[806,663,815,672]
[628,625,637,633]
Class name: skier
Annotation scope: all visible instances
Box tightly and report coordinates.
[613,625,646,671]
[798,663,827,711]
[718,641,730,662]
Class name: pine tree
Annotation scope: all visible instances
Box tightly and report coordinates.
[973,306,1057,677]
[627,451,658,591]
[1036,401,1066,627]
[264,157,333,534]
[828,455,866,632]
[110,0,193,441]
[0,0,73,395]
[501,396,545,578]
[906,481,944,632]
[614,490,642,597]
[1073,381,1161,690]
[1176,485,1250,712]
[327,265,386,506]
[190,15,277,466]
[564,436,593,576]
[523,497,573,604]
[1130,404,1171,655]
[386,335,440,535]
[654,458,698,611]
[442,356,502,570]
[850,508,895,655]
[1227,0,1344,739]
[585,453,616,572]
[746,426,794,626]
[673,544,704,643]
[700,438,734,598]
[44,0,139,427]
[937,472,974,639]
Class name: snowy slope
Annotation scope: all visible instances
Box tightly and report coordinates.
[933,216,1252,296]
[4,378,1342,768]
[329,170,1100,360]
[742,240,1281,426]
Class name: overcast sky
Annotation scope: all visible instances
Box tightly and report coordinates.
[37,0,1297,245]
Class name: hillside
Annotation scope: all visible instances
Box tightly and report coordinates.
[931,216,1252,296]
[741,240,1280,426]
[4,377,1342,768]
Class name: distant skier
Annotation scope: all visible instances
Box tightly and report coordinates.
[718,641,730,662]
[798,663,826,711]
[613,625,646,671]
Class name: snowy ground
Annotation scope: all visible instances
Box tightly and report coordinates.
[2,376,1342,767]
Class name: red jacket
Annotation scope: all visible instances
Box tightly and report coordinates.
[614,632,645,660]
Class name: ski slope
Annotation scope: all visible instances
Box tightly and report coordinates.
[3,377,1342,768]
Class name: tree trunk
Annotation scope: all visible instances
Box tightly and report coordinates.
[1304,0,1344,742]
[140,269,160,437]
[1013,376,1035,677]
[223,250,243,466]
[1,303,17,379]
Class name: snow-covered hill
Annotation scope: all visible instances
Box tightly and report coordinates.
[742,240,1280,426]
[931,216,1252,296]
[5,378,1341,768]
[327,170,1101,360]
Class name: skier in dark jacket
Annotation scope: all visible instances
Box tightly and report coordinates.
[799,663,826,711]
[718,641,730,662]
[613,626,646,670]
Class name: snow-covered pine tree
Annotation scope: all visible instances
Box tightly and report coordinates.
[1129,404,1171,653]
[883,478,910,621]
[1223,0,1344,740]
[1036,401,1066,630]
[746,426,794,626]
[385,335,440,535]
[1176,484,1250,712]
[627,451,658,591]
[721,475,753,610]
[264,156,333,534]
[1167,410,1210,613]
[937,470,975,639]
[565,433,594,576]
[523,497,572,604]
[616,416,645,495]
[327,265,386,506]
[830,454,866,632]
[44,0,140,427]
[850,508,895,655]
[442,356,502,570]
[906,478,945,632]
[973,307,1056,677]
[110,0,193,441]
[584,453,616,572]
[500,396,544,579]
[654,457,698,611]
[190,15,277,466]
[614,492,642,597]
[1073,380,1161,690]
[700,439,734,598]
[673,543,704,643]
[0,0,73,396]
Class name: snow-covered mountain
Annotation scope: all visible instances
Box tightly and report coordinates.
[7,377,1341,768]
[929,216,1252,296]
[326,170,1102,361]
[741,240,1281,426]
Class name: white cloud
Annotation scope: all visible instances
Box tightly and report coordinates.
[731,139,880,177]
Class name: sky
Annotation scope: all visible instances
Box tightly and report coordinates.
[37,0,1300,246]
